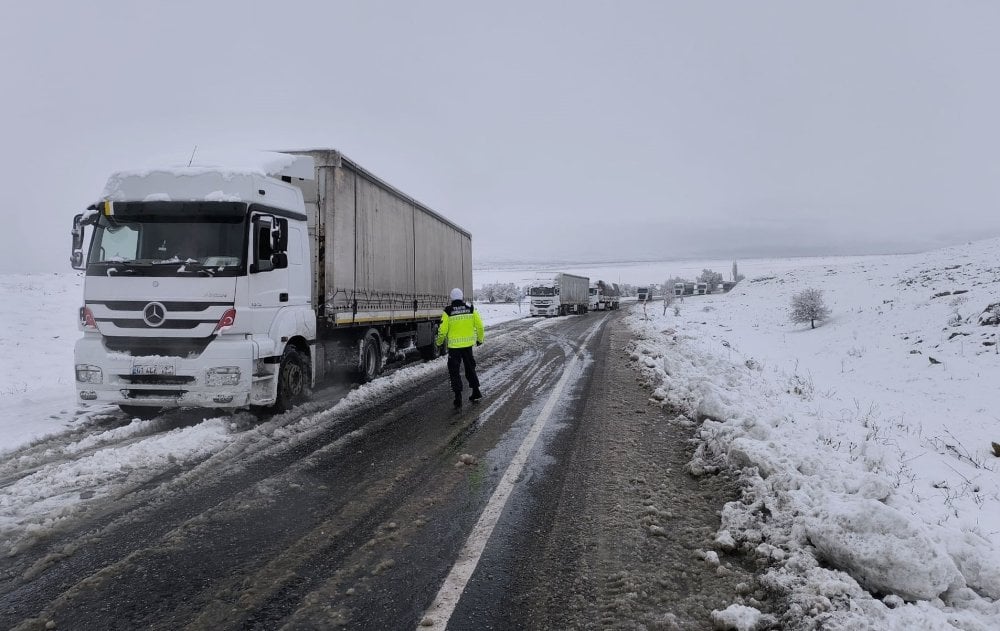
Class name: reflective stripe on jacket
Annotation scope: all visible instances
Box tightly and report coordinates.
[435,301,485,349]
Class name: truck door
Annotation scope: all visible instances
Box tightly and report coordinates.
[248,213,290,333]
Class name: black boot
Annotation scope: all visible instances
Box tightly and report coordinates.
[453,394,463,409]
[470,388,482,402]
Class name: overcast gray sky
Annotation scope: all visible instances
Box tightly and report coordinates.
[3,0,1000,272]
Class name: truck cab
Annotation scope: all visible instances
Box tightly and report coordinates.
[71,153,317,416]
[589,283,601,311]
[528,284,560,317]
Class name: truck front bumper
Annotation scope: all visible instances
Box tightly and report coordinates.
[74,334,259,409]
[530,306,559,317]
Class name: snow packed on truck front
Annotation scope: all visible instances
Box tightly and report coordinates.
[74,201,255,408]
[528,285,559,316]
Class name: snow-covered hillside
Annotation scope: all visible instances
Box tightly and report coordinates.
[626,238,1000,629]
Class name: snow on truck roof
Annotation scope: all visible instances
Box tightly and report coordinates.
[109,150,315,181]
[101,150,314,210]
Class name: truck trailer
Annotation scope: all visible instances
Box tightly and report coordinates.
[528,273,589,316]
[70,149,471,416]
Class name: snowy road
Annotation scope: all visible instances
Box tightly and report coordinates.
[0,311,774,630]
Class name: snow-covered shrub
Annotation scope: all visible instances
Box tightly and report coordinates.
[474,282,521,303]
[786,373,814,399]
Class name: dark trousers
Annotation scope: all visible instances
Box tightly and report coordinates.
[447,346,480,395]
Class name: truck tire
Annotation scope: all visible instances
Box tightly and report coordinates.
[418,343,440,361]
[118,404,161,420]
[274,347,309,412]
[359,331,382,383]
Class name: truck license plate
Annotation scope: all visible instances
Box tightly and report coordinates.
[131,365,175,376]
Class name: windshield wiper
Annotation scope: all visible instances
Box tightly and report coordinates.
[177,262,216,277]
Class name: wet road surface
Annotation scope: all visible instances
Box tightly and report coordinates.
[0,310,778,630]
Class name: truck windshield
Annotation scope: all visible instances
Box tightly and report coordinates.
[87,211,246,277]
[529,287,555,297]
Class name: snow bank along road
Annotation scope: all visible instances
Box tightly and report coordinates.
[0,312,777,630]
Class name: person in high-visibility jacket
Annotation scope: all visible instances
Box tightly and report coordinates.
[435,287,485,408]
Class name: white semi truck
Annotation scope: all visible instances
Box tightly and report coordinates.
[591,280,620,310]
[70,149,471,416]
[528,273,589,317]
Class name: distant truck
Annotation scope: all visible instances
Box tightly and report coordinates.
[70,149,470,416]
[528,273,589,316]
[636,286,650,301]
[591,280,620,311]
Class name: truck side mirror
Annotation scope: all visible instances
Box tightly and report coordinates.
[71,213,86,270]
[271,252,288,269]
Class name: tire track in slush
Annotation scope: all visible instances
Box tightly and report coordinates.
[0,317,551,629]
[419,318,603,629]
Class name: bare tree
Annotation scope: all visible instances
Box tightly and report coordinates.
[790,288,831,329]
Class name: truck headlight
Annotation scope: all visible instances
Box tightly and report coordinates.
[206,366,241,386]
[75,364,103,384]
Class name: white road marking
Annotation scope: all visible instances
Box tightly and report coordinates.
[419,321,602,629]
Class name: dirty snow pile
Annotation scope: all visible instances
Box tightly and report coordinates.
[626,237,1000,630]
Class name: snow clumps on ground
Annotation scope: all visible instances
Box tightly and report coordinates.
[626,237,1000,630]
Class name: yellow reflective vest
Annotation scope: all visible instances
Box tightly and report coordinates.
[435,302,485,349]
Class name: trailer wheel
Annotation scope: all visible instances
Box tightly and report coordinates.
[418,342,439,361]
[274,347,309,412]
[359,332,382,382]
[119,404,161,420]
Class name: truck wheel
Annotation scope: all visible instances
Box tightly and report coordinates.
[274,347,309,412]
[119,404,161,420]
[359,332,382,382]
[418,343,439,361]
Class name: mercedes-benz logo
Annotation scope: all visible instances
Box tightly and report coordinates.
[143,302,167,327]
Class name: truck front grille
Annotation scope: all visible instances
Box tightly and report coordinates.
[122,389,187,399]
[98,301,228,312]
[120,375,196,385]
[104,337,214,357]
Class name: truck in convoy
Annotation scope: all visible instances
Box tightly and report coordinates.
[588,282,600,311]
[602,280,621,310]
[590,280,620,311]
[636,286,650,301]
[527,273,589,316]
[70,149,471,416]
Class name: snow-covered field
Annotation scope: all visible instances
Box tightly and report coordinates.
[625,238,1000,629]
